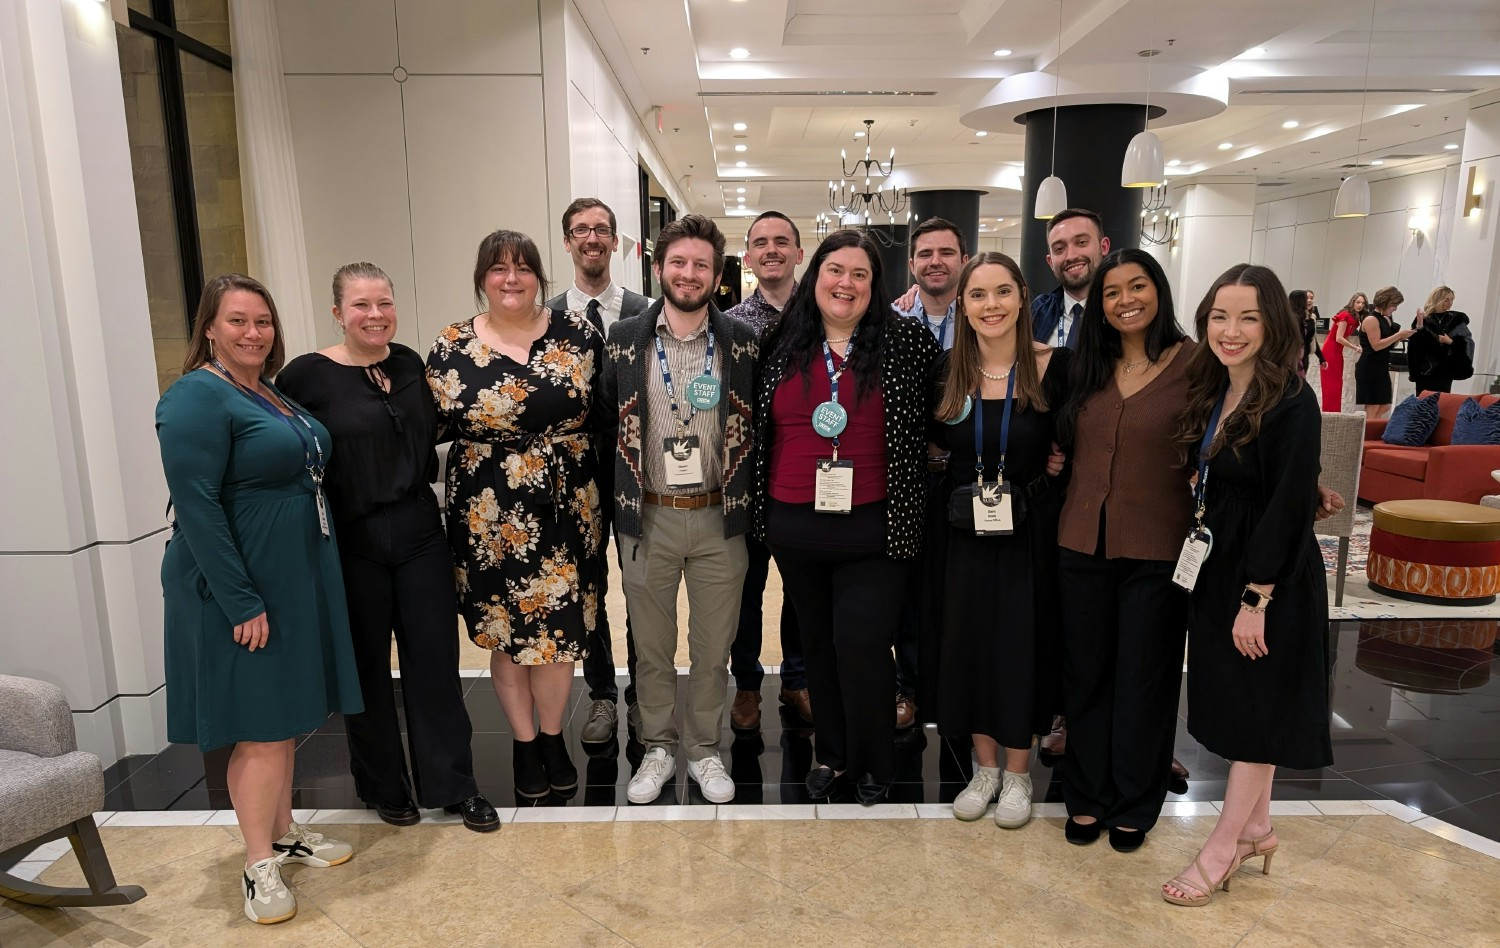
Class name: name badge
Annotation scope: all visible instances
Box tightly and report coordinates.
[814,458,854,514]
[972,481,1014,536]
[315,489,330,539]
[662,435,703,488]
[1172,526,1213,591]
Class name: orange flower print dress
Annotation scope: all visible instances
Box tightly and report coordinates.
[426,310,605,664]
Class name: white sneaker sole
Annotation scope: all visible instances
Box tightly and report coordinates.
[994,808,1033,829]
[689,775,735,804]
[247,902,297,925]
[952,801,992,822]
[627,781,666,804]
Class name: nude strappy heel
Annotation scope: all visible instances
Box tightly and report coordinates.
[1237,829,1278,875]
[1162,854,1241,907]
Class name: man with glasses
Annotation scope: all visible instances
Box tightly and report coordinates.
[547,198,652,747]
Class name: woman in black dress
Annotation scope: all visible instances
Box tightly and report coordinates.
[1354,285,1414,418]
[1408,285,1475,394]
[427,230,606,799]
[1163,264,1332,907]
[933,253,1067,829]
[278,263,495,831]
[1291,290,1324,377]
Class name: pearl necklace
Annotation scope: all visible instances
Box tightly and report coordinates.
[979,365,1013,381]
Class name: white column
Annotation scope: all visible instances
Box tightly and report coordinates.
[1447,95,1500,394]
[1170,178,1258,321]
[1,0,171,765]
[228,0,318,357]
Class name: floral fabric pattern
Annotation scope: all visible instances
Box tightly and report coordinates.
[427,312,605,664]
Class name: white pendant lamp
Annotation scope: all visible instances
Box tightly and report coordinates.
[1035,175,1069,219]
[1333,174,1371,218]
[1121,130,1166,188]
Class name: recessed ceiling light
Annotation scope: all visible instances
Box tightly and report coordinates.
[854,131,866,138]
[1370,159,1384,165]
[1282,120,1299,129]
[732,122,747,131]
[736,187,745,193]
[737,196,745,203]
[975,130,989,138]
[735,160,747,167]
[1167,158,1181,166]
[993,49,1012,57]
[1444,143,1459,150]
[729,47,750,59]
[997,217,1005,222]
[1218,142,1234,150]
[734,144,747,152]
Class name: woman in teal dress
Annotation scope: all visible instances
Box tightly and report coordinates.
[156,274,362,925]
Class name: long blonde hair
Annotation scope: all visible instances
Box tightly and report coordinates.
[937,252,1046,421]
[1423,285,1455,314]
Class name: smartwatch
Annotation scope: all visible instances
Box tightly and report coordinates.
[1240,585,1272,612]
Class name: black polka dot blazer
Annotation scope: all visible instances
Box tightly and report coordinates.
[750,312,942,559]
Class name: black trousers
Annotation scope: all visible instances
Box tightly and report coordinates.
[730,534,805,692]
[768,542,910,782]
[581,530,638,705]
[338,492,477,808]
[1057,548,1188,832]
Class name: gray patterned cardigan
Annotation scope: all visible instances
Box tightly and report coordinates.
[593,299,760,539]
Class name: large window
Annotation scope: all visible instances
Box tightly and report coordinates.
[118,0,246,391]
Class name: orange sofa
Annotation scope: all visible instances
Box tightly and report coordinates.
[1360,393,1500,505]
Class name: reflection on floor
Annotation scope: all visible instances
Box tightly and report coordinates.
[5,811,1499,946]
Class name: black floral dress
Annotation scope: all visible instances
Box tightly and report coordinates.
[426,310,604,664]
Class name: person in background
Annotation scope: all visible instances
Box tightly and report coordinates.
[1162,264,1331,906]
[157,274,361,925]
[1291,289,1326,378]
[278,263,495,832]
[724,210,809,730]
[754,229,942,805]
[1319,292,1364,412]
[545,197,652,746]
[1032,208,1110,351]
[428,230,605,800]
[1408,285,1474,394]
[1355,286,1415,419]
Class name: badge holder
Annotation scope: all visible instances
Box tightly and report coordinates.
[813,337,855,514]
[662,427,704,489]
[971,371,1016,536]
[1173,390,1227,592]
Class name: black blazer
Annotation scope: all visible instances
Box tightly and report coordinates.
[545,285,652,331]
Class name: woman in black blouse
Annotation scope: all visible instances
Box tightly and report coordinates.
[278,263,495,832]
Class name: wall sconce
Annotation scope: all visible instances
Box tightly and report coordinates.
[1408,216,1426,239]
[1464,166,1484,218]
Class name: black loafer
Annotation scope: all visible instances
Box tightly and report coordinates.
[373,800,420,827]
[1064,817,1101,845]
[1108,826,1146,852]
[855,774,889,806]
[444,794,500,833]
[805,765,843,799]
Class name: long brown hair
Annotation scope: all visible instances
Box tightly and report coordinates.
[938,252,1045,420]
[1175,263,1303,460]
[182,273,287,379]
[1343,291,1367,316]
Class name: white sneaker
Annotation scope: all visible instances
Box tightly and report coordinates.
[627,747,676,804]
[243,855,296,924]
[953,768,1001,821]
[273,821,353,867]
[687,754,736,803]
[994,771,1034,828]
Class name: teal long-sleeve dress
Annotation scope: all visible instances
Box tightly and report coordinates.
[156,369,363,751]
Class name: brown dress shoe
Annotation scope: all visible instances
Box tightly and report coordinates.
[895,694,917,729]
[730,690,762,730]
[1170,757,1190,781]
[1039,715,1067,755]
[779,686,813,724]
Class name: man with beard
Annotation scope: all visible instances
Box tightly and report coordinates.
[724,212,809,730]
[595,215,759,805]
[1031,208,1109,350]
[547,198,652,746]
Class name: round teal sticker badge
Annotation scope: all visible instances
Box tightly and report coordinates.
[812,400,849,438]
[686,374,721,410]
[944,394,973,425]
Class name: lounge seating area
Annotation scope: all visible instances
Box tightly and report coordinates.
[1360,393,1500,505]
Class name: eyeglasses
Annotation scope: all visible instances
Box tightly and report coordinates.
[568,224,614,239]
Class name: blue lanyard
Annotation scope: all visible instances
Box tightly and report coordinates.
[972,367,1016,482]
[820,328,857,449]
[212,360,325,483]
[931,312,952,349]
[1193,388,1229,524]
[653,325,715,432]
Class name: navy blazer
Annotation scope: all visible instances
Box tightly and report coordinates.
[1031,286,1082,349]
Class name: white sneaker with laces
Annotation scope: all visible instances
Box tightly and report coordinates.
[627,747,676,804]
[994,770,1034,828]
[273,820,353,867]
[952,768,1001,821]
[243,855,296,924]
[687,754,736,803]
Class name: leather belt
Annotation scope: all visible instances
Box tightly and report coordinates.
[643,489,723,509]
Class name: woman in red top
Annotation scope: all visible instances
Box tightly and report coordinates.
[1319,292,1365,412]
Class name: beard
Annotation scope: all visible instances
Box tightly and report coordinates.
[662,281,714,313]
[1056,260,1095,293]
[576,246,610,281]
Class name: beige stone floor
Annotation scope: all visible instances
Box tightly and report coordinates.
[6,812,1500,946]
[407,556,787,672]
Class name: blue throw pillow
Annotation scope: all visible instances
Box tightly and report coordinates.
[1381,393,1441,446]
[1451,399,1500,445]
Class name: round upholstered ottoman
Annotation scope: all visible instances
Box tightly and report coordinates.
[1367,500,1500,605]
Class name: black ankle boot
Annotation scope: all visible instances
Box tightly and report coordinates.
[512,738,549,798]
[537,731,578,792]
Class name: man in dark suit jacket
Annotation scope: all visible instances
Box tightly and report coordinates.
[545,197,652,746]
[1031,208,1110,350]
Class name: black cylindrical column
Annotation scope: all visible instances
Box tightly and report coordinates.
[910,189,984,257]
[865,224,910,301]
[1019,104,1156,294]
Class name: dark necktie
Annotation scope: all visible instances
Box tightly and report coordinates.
[1061,302,1082,346]
[585,298,604,333]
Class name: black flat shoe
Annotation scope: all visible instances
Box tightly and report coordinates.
[1109,826,1146,852]
[805,765,843,799]
[855,774,890,806]
[372,800,420,827]
[444,794,500,833]
[1064,817,1101,845]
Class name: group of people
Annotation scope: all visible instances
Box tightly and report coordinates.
[156,198,1335,923]
[1315,284,1474,416]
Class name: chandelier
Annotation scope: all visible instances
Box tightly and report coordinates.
[827,119,910,222]
[1138,185,1179,246]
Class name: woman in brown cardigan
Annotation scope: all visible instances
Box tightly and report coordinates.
[1053,249,1192,852]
